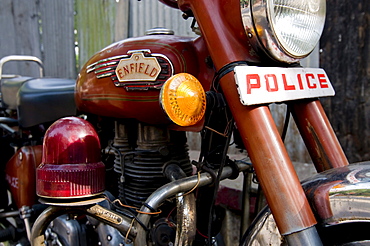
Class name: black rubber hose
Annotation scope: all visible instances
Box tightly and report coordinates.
[0,225,16,241]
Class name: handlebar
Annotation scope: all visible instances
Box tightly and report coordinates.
[0,55,44,80]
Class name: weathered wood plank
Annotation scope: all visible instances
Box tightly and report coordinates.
[115,0,130,41]
[39,0,76,79]
[75,0,117,69]
[0,0,41,77]
[129,0,195,37]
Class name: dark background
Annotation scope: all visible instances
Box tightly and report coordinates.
[320,0,369,162]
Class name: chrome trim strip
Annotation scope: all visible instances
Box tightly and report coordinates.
[127,49,151,54]
[96,72,115,79]
[94,61,119,70]
[151,53,175,77]
[86,55,129,73]
[95,67,116,74]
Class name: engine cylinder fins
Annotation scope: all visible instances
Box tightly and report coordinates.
[111,123,193,208]
[119,148,193,208]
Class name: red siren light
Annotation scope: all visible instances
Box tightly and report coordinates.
[36,117,105,199]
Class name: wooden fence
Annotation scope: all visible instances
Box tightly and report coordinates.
[0,0,368,163]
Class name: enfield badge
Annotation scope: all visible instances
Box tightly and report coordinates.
[115,52,161,82]
[87,49,173,90]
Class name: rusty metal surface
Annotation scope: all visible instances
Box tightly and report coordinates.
[291,99,349,172]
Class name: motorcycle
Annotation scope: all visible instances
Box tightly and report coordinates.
[1,0,370,245]
[0,55,76,245]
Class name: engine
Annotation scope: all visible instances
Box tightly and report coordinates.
[72,31,214,245]
[108,121,193,208]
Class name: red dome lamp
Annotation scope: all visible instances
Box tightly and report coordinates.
[36,117,105,199]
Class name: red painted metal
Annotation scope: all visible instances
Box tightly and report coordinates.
[178,0,317,235]
[36,117,105,198]
[75,35,213,126]
[302,163,370,223]
[291,99,349,172]
[5,145,42,208]
[178,0,260,69]
[159,0,178,8]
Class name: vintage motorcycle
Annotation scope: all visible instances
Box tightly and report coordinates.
[0,55,76,245]
[1,0,370,245]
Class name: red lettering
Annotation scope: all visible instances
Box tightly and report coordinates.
[130,63,135,73]
[150,68,158,77]
[317,74,329,88]
[123,65,129,76]
[306,73,316,89]
[117,69,123,79]
[139,63,144,73]
[264,74,278,92]
[144,65,150,75]
[246,74,261,94]
[282,74,295,90]
[297,74,304,90]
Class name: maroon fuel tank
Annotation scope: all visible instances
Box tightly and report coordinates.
[75,34,213,125]
[5,145,42,208]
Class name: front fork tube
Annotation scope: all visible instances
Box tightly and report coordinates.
[220,73,321,244]
[291,99,348,172]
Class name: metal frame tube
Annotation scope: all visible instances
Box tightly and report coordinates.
[134,162,250,245]
[241,171,253,238]
[291,99,348,172]
[0,55,44,80]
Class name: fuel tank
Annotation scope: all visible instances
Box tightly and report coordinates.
[75,33,213,125]
[5,145,42,208]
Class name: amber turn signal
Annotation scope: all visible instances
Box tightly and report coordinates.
[160,73,206,126]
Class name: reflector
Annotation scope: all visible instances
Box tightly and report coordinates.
[160,73,206,126]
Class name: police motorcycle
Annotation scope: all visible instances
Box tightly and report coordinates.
[3,0,370,245]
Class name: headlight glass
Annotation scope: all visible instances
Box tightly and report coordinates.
[241,0,326,63]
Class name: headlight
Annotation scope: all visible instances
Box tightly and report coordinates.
[241,0,326,63]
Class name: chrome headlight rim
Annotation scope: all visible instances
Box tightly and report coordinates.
[242,0,326,63]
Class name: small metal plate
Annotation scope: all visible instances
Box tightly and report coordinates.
[115,52,161,82]
[38,195,105,206]
[234,66,335,105]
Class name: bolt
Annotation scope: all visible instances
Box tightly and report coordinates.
[182,13,189,20]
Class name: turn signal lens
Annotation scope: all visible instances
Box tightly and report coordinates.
[160,73,206,126]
